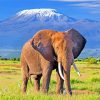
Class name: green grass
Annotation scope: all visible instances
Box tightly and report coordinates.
[0,60,100,100]
[91,78,100,82]
[0,60,20,65]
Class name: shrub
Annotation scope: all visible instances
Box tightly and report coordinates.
[88,57,97,64]
[83,57,98,64]
[75,59,83,62]
[10,58,20,61]
[71,79,84,84]
[91,78,100,82]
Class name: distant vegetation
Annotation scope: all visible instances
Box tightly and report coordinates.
[0,56,100,64]
[75,57,100,64]
[83,57,98,64]
[0,56,20,61]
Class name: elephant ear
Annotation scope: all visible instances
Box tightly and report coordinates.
[65,28,86,58]
[30,31,54,62]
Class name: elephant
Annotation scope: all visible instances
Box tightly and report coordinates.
[21,28,86,95]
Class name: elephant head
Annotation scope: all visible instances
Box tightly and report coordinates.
[30,29,86,95]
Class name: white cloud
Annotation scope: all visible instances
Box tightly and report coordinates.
[71,3,100,8]
[50,0,100,8]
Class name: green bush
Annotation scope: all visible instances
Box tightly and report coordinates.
[71,79,84,84]
[88,57,97,64]
[10,58,20,61]
[75,59,83,62]
[91,78,100,82]
[82,57,98,64]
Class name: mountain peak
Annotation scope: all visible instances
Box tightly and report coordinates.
[16,8,61,16]
[15,8,76,23]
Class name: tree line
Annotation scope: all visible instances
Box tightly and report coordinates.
[75,57,100,64]
[0,56,100,64]
[0,56,20,61]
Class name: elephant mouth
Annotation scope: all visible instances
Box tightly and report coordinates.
[53,56,80,80]
[58,62,80,81]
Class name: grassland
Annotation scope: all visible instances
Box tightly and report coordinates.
[0,60,100,100]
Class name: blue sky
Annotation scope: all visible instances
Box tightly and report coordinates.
[0,0,100,21]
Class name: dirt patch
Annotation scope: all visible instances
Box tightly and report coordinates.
[49,90,95,95]
[85,67,100,70]
[72,90,95,95]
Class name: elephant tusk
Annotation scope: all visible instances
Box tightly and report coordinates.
[73,62,80,76]
[58,62,65,80]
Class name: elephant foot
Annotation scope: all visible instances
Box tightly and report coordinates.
[21,87,27,94]
[33,88,40,93]
[64,90,72,96]
[56,89,63,94]
[21,82,27,94]
[41,88,48,94]
[22,91,26,95]
[67,91,72,96]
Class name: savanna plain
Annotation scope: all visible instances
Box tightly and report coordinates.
[0,58,100,100]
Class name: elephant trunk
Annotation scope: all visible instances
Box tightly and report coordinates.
[57,56,72,95]
[63,61,72,95]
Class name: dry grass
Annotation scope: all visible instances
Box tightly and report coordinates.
[0,60,100,100]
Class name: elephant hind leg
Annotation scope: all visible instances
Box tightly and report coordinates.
[21,57,29,94]
[41,65,53,93]
[34,74,42,92]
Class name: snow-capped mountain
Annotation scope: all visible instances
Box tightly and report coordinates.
[16,9,76,23]
[0,8,100,58]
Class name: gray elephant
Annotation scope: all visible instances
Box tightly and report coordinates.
[21,28,86,95]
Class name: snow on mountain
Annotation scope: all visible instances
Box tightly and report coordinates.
[17,9,58,16]
[0,8,100,58]
[15,9,76,23]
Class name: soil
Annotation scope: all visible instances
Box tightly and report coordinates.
[72,90,95,95]
[85,67,100,70]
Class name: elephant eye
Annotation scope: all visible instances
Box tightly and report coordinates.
[37,42,41,48]
[55,46,59,49]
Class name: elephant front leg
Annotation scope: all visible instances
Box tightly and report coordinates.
[41,66,53,93]
[56,69,64,94]
[64,65,72,95]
